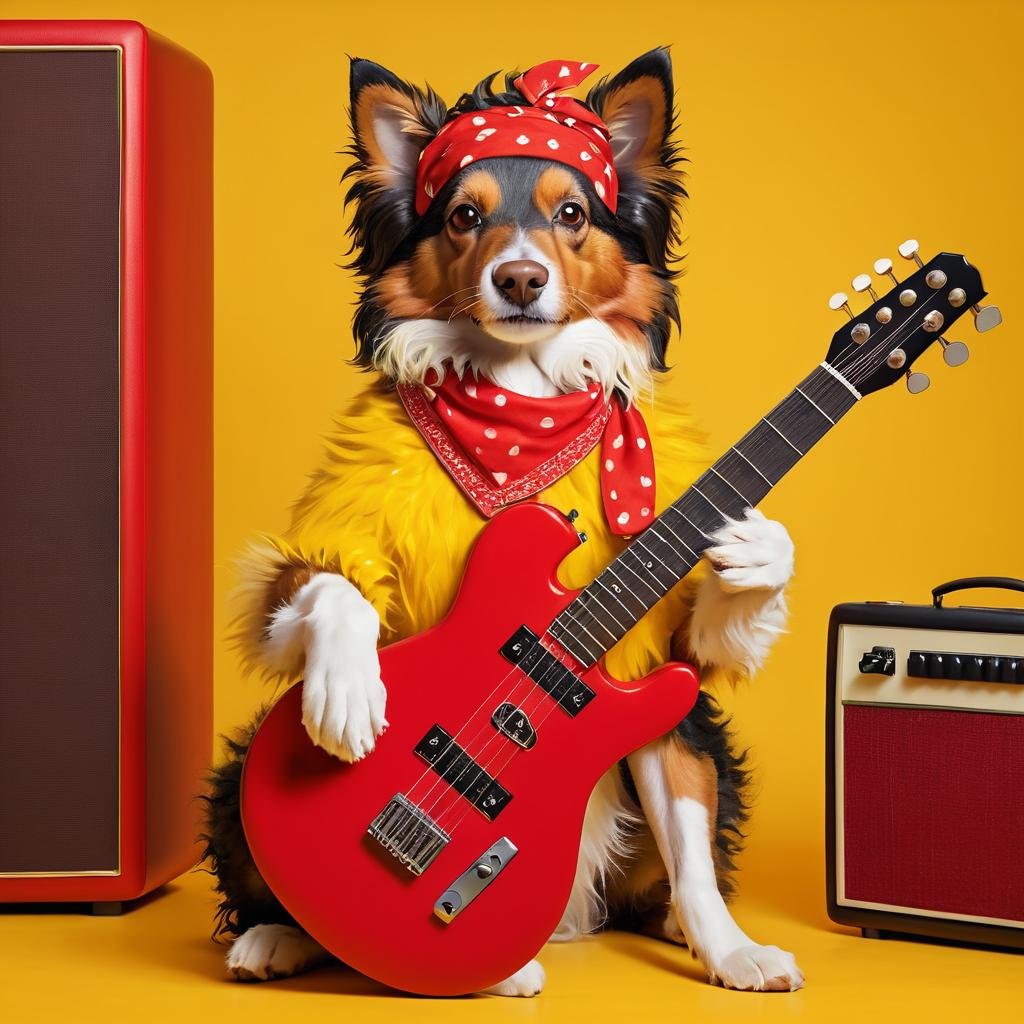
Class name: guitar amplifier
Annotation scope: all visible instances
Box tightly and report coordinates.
[827,578,1024,949]
[0,22,212,908]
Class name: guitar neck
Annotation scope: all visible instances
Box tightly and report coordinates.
[548,361,862,666]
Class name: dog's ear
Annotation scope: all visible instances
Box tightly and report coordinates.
[345,60,447,281]
[348,58,444,194]
[588,48,676,181]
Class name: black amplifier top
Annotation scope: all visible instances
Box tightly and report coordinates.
[831,576,1024,638]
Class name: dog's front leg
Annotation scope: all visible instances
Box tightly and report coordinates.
[627,737,804,990]
[688,508,793,677]
[266,572,387,761]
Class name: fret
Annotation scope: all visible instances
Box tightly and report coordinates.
[794,386,834,424]
[614,546,671,599]
[636,521,694,575]
[647,522,699,563]
[761,415,805,456]
[630,537,687,591]
[735,422,801,483]
[662,504,714,554]
[546,619,598,666]
[677,485,730,535]
[692,470,749,521]
[807,365,860,420]
[559,600,617,647]
[709,464,755,506]
[715,448,773,507]
[590,575,639,627]
[550,362,858,668]
[731,445,774,486]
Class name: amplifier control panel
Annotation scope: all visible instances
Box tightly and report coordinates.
[905,650,1024,683]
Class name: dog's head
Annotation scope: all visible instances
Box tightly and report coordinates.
[344,50,684,400]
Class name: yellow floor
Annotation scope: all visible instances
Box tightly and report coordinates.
[2,866,1018,1022]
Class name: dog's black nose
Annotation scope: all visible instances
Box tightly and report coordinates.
[492,260,549,308]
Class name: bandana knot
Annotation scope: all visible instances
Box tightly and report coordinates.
[415,59,619,215]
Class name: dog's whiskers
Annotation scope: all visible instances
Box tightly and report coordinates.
[425,285,484,316]
[448,293,483,323]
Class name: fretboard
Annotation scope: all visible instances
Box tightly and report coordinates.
[547,362,860,666]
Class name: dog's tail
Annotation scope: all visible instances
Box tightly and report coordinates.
[197,708,294,940]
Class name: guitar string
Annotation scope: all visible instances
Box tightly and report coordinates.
[551,295,943,652]
[406,284,946,831]
[424,295,944,831]
[419,357,873,828]
[422,363,859,827]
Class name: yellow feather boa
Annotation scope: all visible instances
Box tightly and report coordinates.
[233,380,711,686]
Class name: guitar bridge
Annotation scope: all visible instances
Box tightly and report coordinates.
[367,793,450,876]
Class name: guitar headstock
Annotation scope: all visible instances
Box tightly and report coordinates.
[825,240,1002,397]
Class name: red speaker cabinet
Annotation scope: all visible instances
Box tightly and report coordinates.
[0,21,212,909]
[827,579,1024,949]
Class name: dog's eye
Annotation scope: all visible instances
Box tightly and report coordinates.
[449,204,482,232]
[556,202,585,229]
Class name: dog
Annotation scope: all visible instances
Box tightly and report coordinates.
[203,47,804,996]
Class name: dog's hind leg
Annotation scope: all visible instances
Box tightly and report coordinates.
[626,731,804,992]
[226,923,331,981]
[201,713,332,982]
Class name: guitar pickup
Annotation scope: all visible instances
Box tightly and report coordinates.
[499,625,595,716]
[491,702,537,749]
[413,724,512,821]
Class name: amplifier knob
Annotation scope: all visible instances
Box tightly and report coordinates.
[859,646,896,675]
[928,653,944,677]
[1002,659,1021,684]
[945,655,963,680]
[965,657,984,681]
[908,652,927,677]
[983,657,1001,683]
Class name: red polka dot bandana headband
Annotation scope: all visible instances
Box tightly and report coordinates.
[397,371,656,536]
[415,60,619,216]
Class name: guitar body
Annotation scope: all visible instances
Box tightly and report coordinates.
[241,502,700,996]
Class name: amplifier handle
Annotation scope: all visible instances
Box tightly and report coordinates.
[932,576,1024,608]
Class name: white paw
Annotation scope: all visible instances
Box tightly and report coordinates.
[296,574,388,761]
[705,509,794,592]
[708,942,805,992]
[482,959,546,997]
[226,924,329,981]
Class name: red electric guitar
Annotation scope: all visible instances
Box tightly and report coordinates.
[241,245,1000,995]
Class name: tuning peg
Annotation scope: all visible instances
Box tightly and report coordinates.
[971,303,1003,332]
[852,273,879,302]
[898,239,924,268]
[829,291,854,318]
[939,337,970,366]
[873,257,899,286]
[906,370,931,394]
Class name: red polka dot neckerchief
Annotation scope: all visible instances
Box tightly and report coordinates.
[397,370,656,536]
[415,60,619,216]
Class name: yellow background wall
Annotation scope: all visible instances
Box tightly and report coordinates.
[9,0,1023,932]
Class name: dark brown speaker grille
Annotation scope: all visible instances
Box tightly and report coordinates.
[0,49,121,873]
